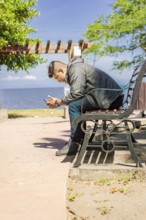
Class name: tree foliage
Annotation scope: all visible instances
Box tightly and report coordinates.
[85,0,146,70]
[0,0,45,71]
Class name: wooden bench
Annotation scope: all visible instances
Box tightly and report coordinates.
[72,60,146,167]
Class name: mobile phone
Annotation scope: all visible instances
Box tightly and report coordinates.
[44,99,48,102]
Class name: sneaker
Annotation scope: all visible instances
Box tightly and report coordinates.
[56,141,79,156]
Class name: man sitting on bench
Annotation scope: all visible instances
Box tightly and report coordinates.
[46,58,123,156]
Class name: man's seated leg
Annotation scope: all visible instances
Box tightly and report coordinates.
[55,97,99,156]
[56,138,79,156]
[56,99,84,156]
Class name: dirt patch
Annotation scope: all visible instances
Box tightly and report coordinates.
[67,171,146,220]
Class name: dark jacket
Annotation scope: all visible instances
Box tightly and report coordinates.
[63,58,122,109]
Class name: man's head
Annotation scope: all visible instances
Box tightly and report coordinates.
[48,61,67,82]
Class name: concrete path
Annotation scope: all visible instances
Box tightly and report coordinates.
[0,117,71,220]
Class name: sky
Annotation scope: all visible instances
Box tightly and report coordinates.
[0,0,130,89]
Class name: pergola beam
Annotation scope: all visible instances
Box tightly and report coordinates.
[0,40,93,55]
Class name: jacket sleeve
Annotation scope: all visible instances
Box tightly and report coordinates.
[62,65,86,104]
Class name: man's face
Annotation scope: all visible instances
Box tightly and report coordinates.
[53,70,65,82]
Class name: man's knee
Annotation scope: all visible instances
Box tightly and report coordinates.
[68,101,74,109]
[68,100,81,112]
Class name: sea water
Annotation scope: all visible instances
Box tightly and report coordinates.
[0,87,64,110]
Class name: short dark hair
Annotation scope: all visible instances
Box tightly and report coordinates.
[48,61,67,78]
[48,61,55,78]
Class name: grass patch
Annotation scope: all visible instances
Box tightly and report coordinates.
[8,109,64,118]
[100,207,112,215]
[68,192,84,202]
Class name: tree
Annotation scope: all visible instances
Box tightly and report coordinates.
[85,0,146,70]
[0,0,45,71]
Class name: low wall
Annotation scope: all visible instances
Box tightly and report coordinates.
[0,109,8,121]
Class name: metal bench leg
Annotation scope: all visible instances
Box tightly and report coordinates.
[89,120,98,142]
[131,133,138,143]
[126,133,142,167]
[124,121,142,167]
[74,132,90,167]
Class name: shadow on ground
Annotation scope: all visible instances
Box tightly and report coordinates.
[33,137,75,163]
[33,137,66,150]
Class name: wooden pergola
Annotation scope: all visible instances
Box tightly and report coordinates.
[0,39,93,59]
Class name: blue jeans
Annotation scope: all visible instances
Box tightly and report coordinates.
[68,97,99,143]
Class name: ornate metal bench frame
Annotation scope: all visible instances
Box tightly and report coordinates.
[72,60,146,167]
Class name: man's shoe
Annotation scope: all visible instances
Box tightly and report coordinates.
[56,142,79,156]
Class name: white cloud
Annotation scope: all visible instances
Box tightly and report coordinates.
[7,75,21,81]
[24,75,37,80]
[4,75,37,81]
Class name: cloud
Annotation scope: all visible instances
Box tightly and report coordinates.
[24,75,37,80]
[7,76,21,81]
[4,75,37,81]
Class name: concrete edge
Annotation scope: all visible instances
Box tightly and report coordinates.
[68,164,146,181]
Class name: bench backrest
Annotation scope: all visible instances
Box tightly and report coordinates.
[120,60,146,118]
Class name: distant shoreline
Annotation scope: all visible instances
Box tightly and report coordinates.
[0,86,64,90]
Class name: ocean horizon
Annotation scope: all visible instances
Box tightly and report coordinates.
[0,82,129,110]
[0,87,64,110]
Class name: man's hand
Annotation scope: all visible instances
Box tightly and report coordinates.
[46,95,58,109]
[45,95,63,108]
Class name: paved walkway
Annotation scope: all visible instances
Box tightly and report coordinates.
[0,117,71,220]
